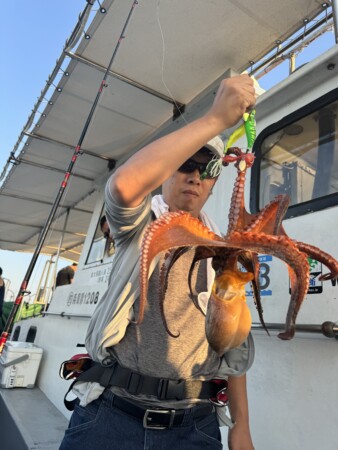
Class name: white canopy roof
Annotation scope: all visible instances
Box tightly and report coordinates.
[0,0,329,260]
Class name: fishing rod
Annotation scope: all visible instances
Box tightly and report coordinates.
[0,0,139,353]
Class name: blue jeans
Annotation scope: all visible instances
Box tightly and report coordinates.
[59,390,223,449]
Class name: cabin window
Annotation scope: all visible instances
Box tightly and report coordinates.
[251,89,338,218]
[85,210,115,265]
[26,326,37,343]
[12,326,21,341]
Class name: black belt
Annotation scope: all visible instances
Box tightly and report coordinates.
[111,393,215,429]
[81,363,220,399]
[64,361,227,411]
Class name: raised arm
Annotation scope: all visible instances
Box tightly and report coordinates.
[111,74,255,207]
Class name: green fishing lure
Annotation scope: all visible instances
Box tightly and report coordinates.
[243,109,256,150]
[200,109,256,180]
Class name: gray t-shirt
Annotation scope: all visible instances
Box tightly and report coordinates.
[110,251,222,408]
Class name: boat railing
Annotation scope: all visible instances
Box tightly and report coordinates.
[41,313,338,338]
[42,311,91,319]
[251,321,338,339]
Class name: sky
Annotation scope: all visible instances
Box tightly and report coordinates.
[0,1,86,298]
[0,2,336,299]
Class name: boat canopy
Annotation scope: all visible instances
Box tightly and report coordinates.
[0,0,331,260]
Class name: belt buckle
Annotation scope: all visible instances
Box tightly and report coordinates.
[143,409,176,429]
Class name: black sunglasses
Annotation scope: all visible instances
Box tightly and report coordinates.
[177,159,209,176]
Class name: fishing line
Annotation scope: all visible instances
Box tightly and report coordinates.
[156,0,189,125]
[0,0,140,352]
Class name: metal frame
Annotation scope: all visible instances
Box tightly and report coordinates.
[251,7,334,76]
[252,321,338,339]
[250,88,338,219]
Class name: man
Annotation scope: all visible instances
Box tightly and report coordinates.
[60,75,256,450]
[55,262,78,287]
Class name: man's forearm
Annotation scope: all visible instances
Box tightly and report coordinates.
[227,374,250,425]
[227,374,255,450]
[110,75,256,208]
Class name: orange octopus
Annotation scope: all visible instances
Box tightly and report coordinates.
[138,147,338,355]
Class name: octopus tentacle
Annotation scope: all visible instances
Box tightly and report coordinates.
[188,247,219,313]
[227,170,252,233]
[227,231,310,339]
[238,251,269,335]
[246,195,290,235]
[279,269,300,340]
[225,148,256,234]
[141,215,310,339]
[159,247,190,337]
[295,241,338,281]
[187,257,205,313]
[139,211,224,324]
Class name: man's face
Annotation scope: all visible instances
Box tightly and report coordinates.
[162,151,217,218]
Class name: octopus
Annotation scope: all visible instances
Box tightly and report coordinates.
[137,147,338,355]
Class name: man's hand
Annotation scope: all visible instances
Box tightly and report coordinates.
[228,420,255,450]
[206,74,256,130]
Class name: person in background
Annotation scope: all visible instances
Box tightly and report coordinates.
[100,215,115,257]
[55,262,78,287]
[100,215,110,239]
[60,74,256,450]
